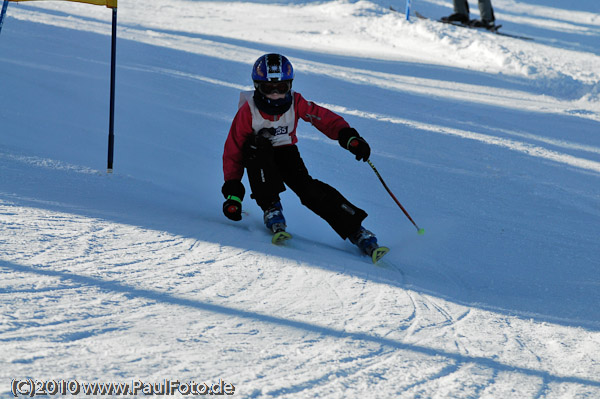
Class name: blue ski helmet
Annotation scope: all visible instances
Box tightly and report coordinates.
[251,54,295,115]
[252,53,294,84]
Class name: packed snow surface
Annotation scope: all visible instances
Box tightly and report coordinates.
[1,0,599,397]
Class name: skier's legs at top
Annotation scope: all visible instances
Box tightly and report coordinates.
[445,0,494,25]
[476,0,495,24]
[452,0,469,17]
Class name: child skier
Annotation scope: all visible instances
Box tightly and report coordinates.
[221,53,387,260]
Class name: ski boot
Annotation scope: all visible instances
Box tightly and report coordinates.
[264,201,292,244]
[349,226,389,263]
[469,18,496,30]
[440,12,469,24]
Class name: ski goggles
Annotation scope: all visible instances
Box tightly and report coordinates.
[256,80,292,95]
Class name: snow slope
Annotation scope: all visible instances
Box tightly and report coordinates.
[1,0,599,397]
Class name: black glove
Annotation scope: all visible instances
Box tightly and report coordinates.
[338,127,370,162]
[221,180,245,221]
[243,128,275,166]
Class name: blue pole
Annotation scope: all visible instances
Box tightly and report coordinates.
[0,0,9,35]
[405,0,411,21]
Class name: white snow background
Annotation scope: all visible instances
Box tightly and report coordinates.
[1,0,599,397]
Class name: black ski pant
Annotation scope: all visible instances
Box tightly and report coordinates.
[244,142,367,239]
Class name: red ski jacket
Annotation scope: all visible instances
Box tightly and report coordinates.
[223,91,350,181]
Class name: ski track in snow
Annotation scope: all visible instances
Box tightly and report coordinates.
[2,200,599,397]
[1,0,600,397]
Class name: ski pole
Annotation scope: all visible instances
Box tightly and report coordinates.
[367,159,425,235]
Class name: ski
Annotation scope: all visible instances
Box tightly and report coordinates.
[371,246,390,264]
[413,11,534,41]
[414,11,504,33]
[362,240,390,264]
[270,223,292,244]
[267,222,388,263]
[491,29,534,41]
[272,230,292,244]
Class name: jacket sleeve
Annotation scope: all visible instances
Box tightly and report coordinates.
[223,102,254,181]
[295,92,350,140]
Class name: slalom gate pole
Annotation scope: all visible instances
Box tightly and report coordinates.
[107,6,117,173]
[405,0,411,21]
[367,160,425,235]
[0,0,9,35]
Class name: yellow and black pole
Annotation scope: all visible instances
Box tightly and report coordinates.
[4,0,118,172]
